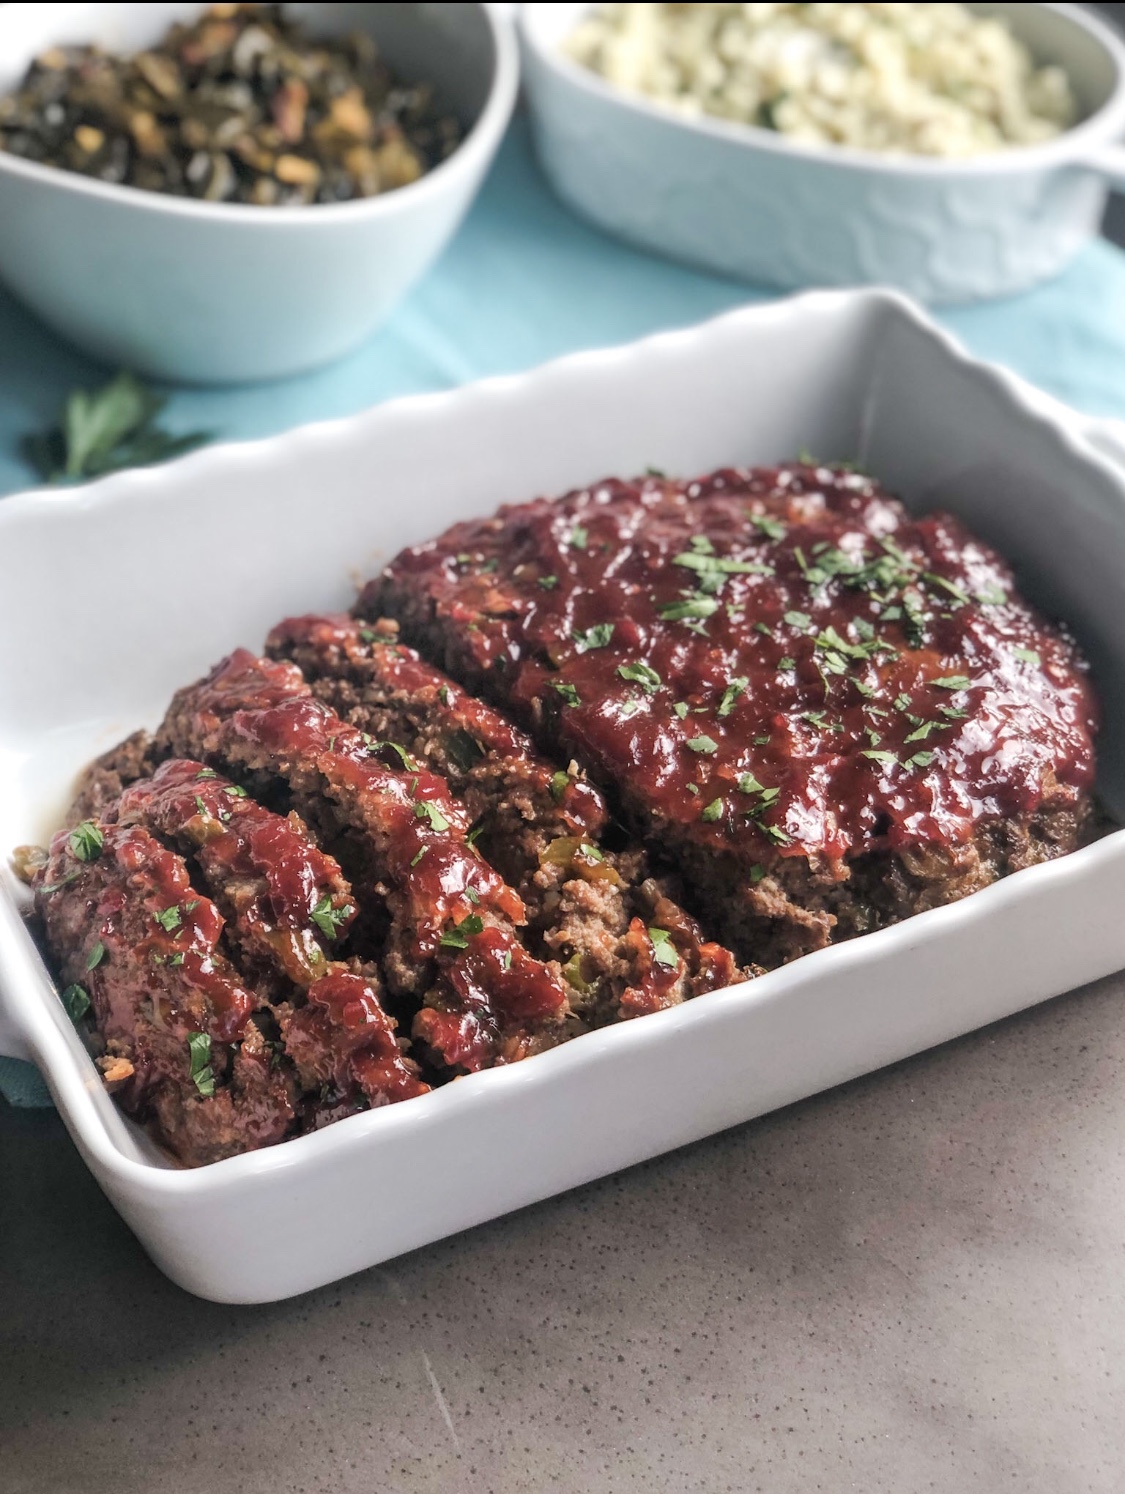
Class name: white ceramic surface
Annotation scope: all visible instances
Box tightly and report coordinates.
[0,3,518,382]
[519,2,1125,304]
[3,289,1125,1303]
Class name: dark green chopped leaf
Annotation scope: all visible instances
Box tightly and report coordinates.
[499,948,512,972]
[750,514,787,541]
[578,842,604,862]
[815,625,877,661]
[196,768,218,779]
[907,750,936,768]
[617,661,662,694]
[687,784,700,795]
[750,864,766,884]
[1013,647,1041,666]
[439,685,452,706]
[68,821,103,862]
[414,800,451,832]
[701,797,724,822]
[689,534,715,555]
[854,679,876,697]
[754,621,773,638]
[673,551,772,577]
[717,677,749,717]
[85,940,106,971]
[923,572,972,606]
[538,575,558,590]
[882,606,903,621]
[567,526,588,550]
[479,558,499,574]
[187,1031,215,1098]
[371,739,415,771]
[904,720,947,742]
[550,771,571,803]
[550,680,581,707]
[673,701,690,719]
[784,610,811,630]
[154,905,182,933]
[754,734,771,745]
[738,772,765,794]
[311,894,352,940]
[224,784,247,798]
[861,749,897,765]
[466,825,484,848]
[760,822,792,845]
[168,952,184,967]
[439,914,485,950]
[933,675,971,690]
[61,983,90,1022]
[686,735,718,754]
[466,886,480,904]
[410,846,429,867]
[937,703,968,720]
[193,794,210,817]
[38,869,80,896]
[853,617,875,640]
[574,622,614,652]
[659,597,720,623]
[778,657,796,671]
[648,927,679,969]
[24,370,210,484]
[456,552,471,564]
[445,730,485,773]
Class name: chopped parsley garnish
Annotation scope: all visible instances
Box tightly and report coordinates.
[439,685,452,705]
[976,585,1007,606]
[466,825,484,848]
[701,797,724,822]
[673,701,689,719]
[539,575,558,590]
[861,749,898,765]
[932,675,971,690]
[68,820,103,862]
[687,735,718,754]
[311,894,352,940]
[85,940,106,971]
[760,823,792,846]
[574,622,614,652]
[465,886,480,905]
[904,721,946,742]
[1013,647,1041,666]
[371,739,415,770]
[854,617,875,641]
[224,784,247,798]
[550,771,571,802]
[187,1031,215,1098]
[446,731,485,773]
[738,773,766,795]
[414,800,451,832]
[410,846,429,867]
[750,514,787,541]
[193,794,210,817]
[578,842,604,862]
[617,661,662,694]
[550,680,581,707]
[673,551,773,577]
[38,870,80,896]
[784,610,811,630]
[154,905,183,933]
[938,704,968,720]
[566,526,588,550]
[923,572,972,606]
[906,750,936,769]
[648,927,679,970]
[61,984,90,1022]
[195,768,218,780]
[750,864,766,884]
[659,596,720,623]
[439,914,484,950]
[717,677,749,717]
[778,657,796,671]
[854,679,876,698]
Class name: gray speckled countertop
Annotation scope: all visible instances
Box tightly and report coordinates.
[3,971,1124,1494]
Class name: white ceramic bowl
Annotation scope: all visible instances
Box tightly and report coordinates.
[3,289,1125,1302]
[520,2,1125,304]
[0,3,518,382]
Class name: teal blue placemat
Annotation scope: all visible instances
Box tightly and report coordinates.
[4,117,1125,1105]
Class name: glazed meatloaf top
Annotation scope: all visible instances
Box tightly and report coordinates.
[365,464,1098,957]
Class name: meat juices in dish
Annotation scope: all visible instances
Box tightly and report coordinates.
[21,461,1098,1165]
[364,464,1098,966]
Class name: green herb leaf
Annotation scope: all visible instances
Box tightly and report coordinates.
[933,675,971,690]
[904,720,946,742]
[701,797,725,823]
[673,551,772,577]
[311,893,352,940]
[224,784,248,798]
[750,514,787,541]
[1013,647,1041,666]
[25,370,210,483]
[574,622,614,652]
[439,914,485,950]
[61,984,90,1023]
[648,927,679,969]
[861,749,898,765]
[906,750,936,768]
[566,526,588,550]
[923,572,972,606]
[414,800,451,832]
[617,661,662,695]
[550,680,581,707]
[717,677,749,717]
[187,1031,215,1098]
[410,846,429,867]
[784,610,811,630]
[976,585,1007,606]
[686,735,718,754]
[738,773,765,794]
[673,701,689,719]
[778,657,796,671]
[659,597,720,623]
[68,821,104,862]
[760,822,792,845]
[154,905,182,933]
[38,869,80,896]
[550,770,571,802]
[372,739,415,771]
[538,575,558,590]
[85,940,106,971]
[196,768,218,780]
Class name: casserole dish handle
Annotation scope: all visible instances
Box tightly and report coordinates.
[0,992,31,1061]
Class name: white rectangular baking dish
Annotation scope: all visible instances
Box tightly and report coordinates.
[3,289,1125,1304]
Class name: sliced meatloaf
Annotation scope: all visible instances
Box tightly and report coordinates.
[362,463,1099,966]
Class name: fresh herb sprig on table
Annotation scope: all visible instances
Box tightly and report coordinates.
[23,371,210,482]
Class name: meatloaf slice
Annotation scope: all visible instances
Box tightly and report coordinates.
[155,648,573,1073]
[266,612,746,1022]
[33,817,296,1166]
[363,463,1098,966]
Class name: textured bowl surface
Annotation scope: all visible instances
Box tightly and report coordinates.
[3,289,1125,1301]
[519,2,1125,303]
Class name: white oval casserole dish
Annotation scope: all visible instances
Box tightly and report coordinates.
[3,289,1125,1302]
[0,2,519,382]
[519,2,1125,303]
